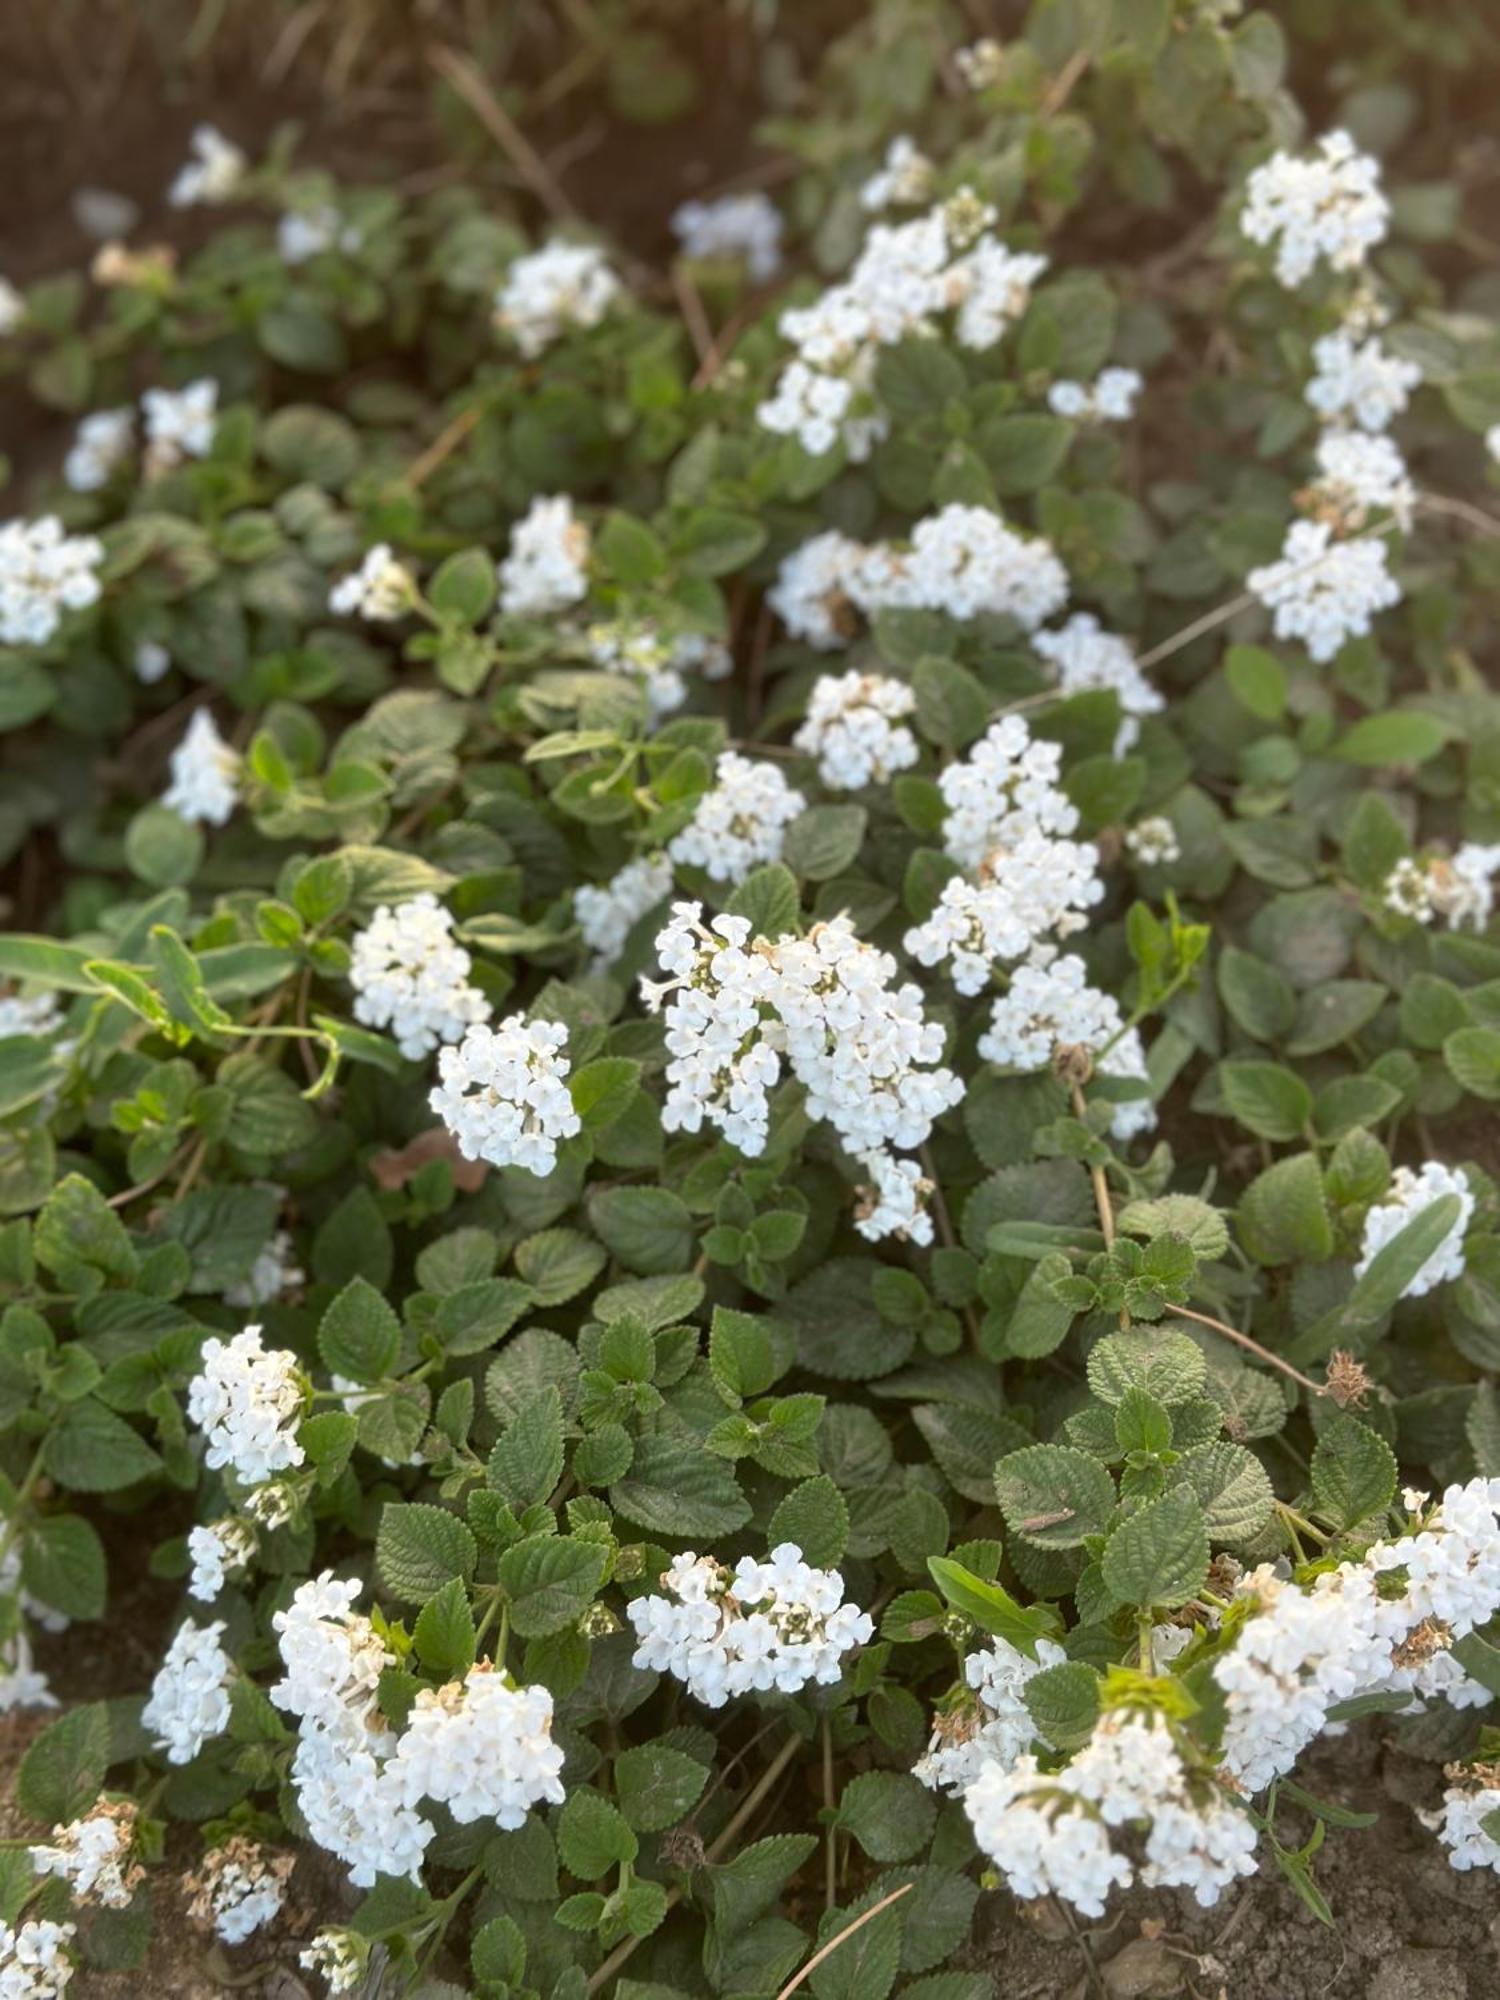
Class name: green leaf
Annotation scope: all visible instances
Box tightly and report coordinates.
[35,1174,138,1282]
[615,1743,710,1832]
[1086,1326,1206,1407]
[611,1437,751,1537]
[42,1398,161,1492]
[568,1059,642,1134]
[975,413,1071,495]
[514,1227,606,1305]
[1236,1153,1332,1266]
[429,547,497,624]
[497,1534,608,1637]
[376,1502,477,1605]
[725,863,799,938]
[435,1278,534,1356]
[124,805,204,889]
[1219,1061,1313,1141]
[1309,1414,1398,1529]
[913,657,989,749]
[318,1276,401,1384]
[1217,946,1296,1042]
[784,805,869,881]
[1224,644,1287,721]
[1004,1253,1076,1358]
[21,1514,107,1622]
[1100,1487,1209,1610]
[488,1386,565,1508]
[993,1445,1117,1548]
[558,1786,638,1880]
[768,1475,849,1568]
[413,1576,477,1677]
[17,1703,112,1824]
[1332,712,1451,766]
[837,1771,937,1862]
[1172,1442,1275,1544]
[589,1186,695,1274]
[1022,1661,1100,1752]
[1445,1026,1500,1100]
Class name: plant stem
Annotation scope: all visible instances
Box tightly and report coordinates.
[1071,1085,1116,1252]
[821,1716,836,1911]
[1174,1303,1327,1398]
[774,1883,915,1999]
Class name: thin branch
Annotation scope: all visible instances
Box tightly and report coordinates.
[1071,1082,1116,1252]
[1175,1303,1328,1398]
[671,264,715,369]
[428,44,580,224]
[406,405,482,489]
[1420,491,1500,540]
[775,1884,915,2000]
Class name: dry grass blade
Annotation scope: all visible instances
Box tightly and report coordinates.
[427,40,580,222]
[773,1882,915,2000]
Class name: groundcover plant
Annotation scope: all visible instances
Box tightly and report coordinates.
[4,2,1500,1994]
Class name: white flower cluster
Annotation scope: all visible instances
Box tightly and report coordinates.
[274,1575,562,1888]
[1246,517,1401,664]
[647,903,963,1227]
[574,854,675,969]
[386,1666,566,1827]
[757,196,1047,458]
[904,837,1104,995]
[1048,368,1143,422]
[186,1517,258,1603]
[498,495,591,617]
[1240,129,1390,289]
[299,1931,367,1995]
[1126,815,1181,866]
[187,1327,306,1487]
[349,893,492,1061]
[914,1634,1067,1795]
[168,124,248,208]
[1306,331,1422,435]
[792,671,919,789]
[853,1150,935,1247]
[769,506,1069,651]
[224,1227,304,1309]
[278,206,360,264]
[29,1802,141,1910]
[493,240,621,358]
[0,990,66,1040]
[0,1629,55,1713]
[668,751,805,883]
[936,714,1080,870]
[979,950,1155,1140]
[583,620,688,721]
[0,1919,76,2000]
[1308,429,1416,531]
[965,1709,1258,1916]
[1427,1776,1500,1875]
[627,1543,872,1707]
[1384,845,1500,930]
[1215,1477,1500,1798]
[186,1839,292,1946]
[143,379,219,470]
[63,407,133,492]
[162,709,241,826]
[328,543,416,621]
[141,1619,234,1764]
[1034,613,1163,752]
[672,192,783,280]
[430,1015,580,1176]
[1354,1161,1473,1298]
[0,516,104,647]
[860,135,935,213]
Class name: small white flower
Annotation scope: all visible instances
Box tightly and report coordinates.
[494,240,621,358]
[1247,516,1401,663]
[186,1518,258,1603]
[1427,1778,1500,1874]
[142,1620,234,1764]
[1309,430,1415,530]
[0,990,66,1040]
[904,836,1104,993]
[1306,332,1422,434]
[937,715,1080,871]
[64,408,133,492]
[583,620,687,721]
[429,1015,581,1176]
[162,709,241,827]
[672,192,783,280]
[1126,815,1180,867]
[277,207,359,265]
[0,277,26,335]
[187,1838,292,1946]
[134,639,171,684]
[860,136,936,212]
[142,378,219,469]
[0,516,104,647]
[949,240,1049,351]
[955,39,1007,90]
[0,1918,77,1999]
[387,1666,566,1826]
[299,1931,368,1995]
[792,670,919,789]
[186,1327,306,1487]
[498,495,590,617]
[28,1801,141,1910]
[1355,1162,1473,1298]
[979,950,1154,1140]
[574,854,675,970]
[328,543,415,621]
[1241,129,1389,289]
[853,1149,935,1245]
[767,531,866,649]
[0,1628,57,1714]
[1383,845,1500,930]
[349,893,491,1060]
[1034,613,1163,752]
[668,751,806,884]
[168,125,248,208]
[223,1228,304,1309]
